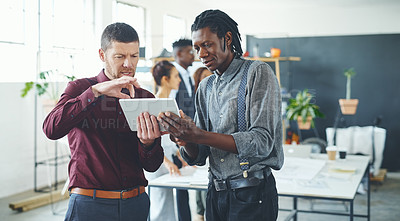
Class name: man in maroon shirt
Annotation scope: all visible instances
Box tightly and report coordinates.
[43,23,164,221]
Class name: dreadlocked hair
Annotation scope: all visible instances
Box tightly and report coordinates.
[191,9,243,56]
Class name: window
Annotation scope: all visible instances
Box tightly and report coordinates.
[114,2,146,47]
[163,15,186,52]
[114,2,152,91]
[40,0,94,50]
[0,0,25,44]
[1,0,95,82]
[39,0,96,79]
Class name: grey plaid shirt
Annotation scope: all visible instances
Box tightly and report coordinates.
[180,57,284,180]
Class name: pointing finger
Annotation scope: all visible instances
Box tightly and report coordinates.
[127,83,135,98]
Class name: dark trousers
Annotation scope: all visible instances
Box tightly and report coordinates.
[196,190,207,215]
[176,189,191,221]
[206,173,278,221]
[173,154,192,221]
[64,192,150,221]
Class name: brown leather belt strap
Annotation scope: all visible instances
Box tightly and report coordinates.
[70,186,145,199]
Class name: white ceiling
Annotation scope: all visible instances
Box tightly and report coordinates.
[193,0,399,9]
[187,0,400,37]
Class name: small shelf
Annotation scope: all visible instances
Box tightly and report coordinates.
[150,56,301,86]
[247,56,301,86]
[247,56,301,62]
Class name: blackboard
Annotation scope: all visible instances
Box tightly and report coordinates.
[247,34,400,171]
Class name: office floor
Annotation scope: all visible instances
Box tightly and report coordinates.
[1,172,399,221]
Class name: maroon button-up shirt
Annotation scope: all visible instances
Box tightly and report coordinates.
[43,70,163,190]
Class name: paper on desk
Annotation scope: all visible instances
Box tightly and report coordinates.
[297,178,328,189]
[329,165,357,173]
[159,167,208,186]
[272,157,326,181]
[321,172,353,180]
[190,168,209,185]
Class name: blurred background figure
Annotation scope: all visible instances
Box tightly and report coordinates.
[192,66,212,221]
[193,67,213,92]
[170,38,195,221]
[146,60,182,221]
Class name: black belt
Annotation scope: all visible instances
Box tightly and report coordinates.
[212,169,269,192]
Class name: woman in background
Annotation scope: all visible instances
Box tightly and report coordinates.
[193,67,213,92]
[192,67,212,221]
[146,60,182,221]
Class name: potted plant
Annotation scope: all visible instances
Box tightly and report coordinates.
[339,68,359,115]
[21,70,75,112]
[286,89,324,130]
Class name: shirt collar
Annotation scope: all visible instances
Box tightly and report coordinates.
[219,56,245,83]
[96,69,111,83]
[173,62,189,76]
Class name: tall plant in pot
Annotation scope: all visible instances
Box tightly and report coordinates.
[286,89,324,130]
[339,68,359,115]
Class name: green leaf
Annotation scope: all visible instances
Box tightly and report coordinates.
[39,71,47,80]
[65,75,76,81]
[36,83,48,96]
[21,70,75,99]
[285,88,325,125]
[21,82,34,97]
[344,68,356,78]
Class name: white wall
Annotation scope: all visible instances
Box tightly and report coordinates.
[1,0,400,198]
[0,83,70,198]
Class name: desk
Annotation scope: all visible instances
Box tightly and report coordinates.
[277,154,370,221]
[148,154,370,221]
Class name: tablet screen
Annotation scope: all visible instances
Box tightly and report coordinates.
[119,98,180,131]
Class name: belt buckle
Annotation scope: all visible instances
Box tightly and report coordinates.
[120,189,127,200]
[213,179,226,191]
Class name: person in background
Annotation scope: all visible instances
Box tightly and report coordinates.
[170,38,196,119]
[159,9,284,221]
[192,67,213,221]
[193,67,213,92]
[169,38,195,221]
[146,60,182,221]
[43,22,164,221]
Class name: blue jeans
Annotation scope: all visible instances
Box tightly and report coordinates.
[206,173,278,221]
[64,192,150,221]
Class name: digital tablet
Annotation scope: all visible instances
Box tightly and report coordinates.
[119,98,180,131]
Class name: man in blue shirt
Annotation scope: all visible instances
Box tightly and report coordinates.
[159,10,284,221]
